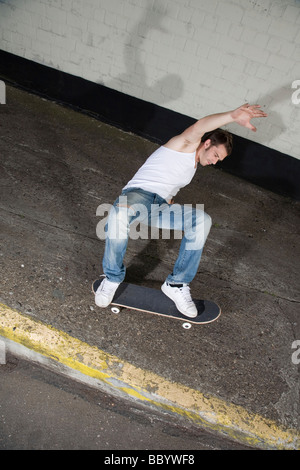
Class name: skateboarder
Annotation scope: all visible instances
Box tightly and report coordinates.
[95,103,267,317]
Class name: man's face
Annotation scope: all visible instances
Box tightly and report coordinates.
[197,140,228,166]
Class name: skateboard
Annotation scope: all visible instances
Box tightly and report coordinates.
[92,279,221,328]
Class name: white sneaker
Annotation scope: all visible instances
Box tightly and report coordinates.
[95,276,120,307]
[161,282,198,318]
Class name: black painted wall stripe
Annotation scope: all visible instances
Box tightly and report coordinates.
[0,49,299,200]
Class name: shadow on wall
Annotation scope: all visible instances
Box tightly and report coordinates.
[104,0,184,137]
[257,84,295,146]
[218,84,300,199]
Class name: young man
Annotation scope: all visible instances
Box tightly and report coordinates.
[95,103,267,317]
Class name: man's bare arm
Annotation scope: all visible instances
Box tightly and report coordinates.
[165,104,267,152]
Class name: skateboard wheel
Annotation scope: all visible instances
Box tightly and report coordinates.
[182,322,192,329]
[111,307,120,314]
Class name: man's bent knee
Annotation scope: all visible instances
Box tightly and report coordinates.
[185,210,212,250]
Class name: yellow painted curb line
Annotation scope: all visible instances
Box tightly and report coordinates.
[0,303,299,450]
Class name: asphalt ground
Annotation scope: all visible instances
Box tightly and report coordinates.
[1,353,254,451]
[0,84,299,449]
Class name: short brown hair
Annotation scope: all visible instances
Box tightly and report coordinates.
[201,129,233,156]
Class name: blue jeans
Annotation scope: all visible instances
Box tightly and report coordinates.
[102,188,212,284]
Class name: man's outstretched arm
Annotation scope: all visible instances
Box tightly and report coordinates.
[165,103,268,152]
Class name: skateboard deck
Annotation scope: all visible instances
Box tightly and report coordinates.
[92,279,221,327]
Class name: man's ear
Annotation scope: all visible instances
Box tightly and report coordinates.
[203,138,211,149]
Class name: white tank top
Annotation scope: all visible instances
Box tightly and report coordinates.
[123,146,197,201]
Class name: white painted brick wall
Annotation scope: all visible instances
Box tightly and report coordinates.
[0,0,299,159]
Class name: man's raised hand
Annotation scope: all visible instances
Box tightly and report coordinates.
[231,103,268,132]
